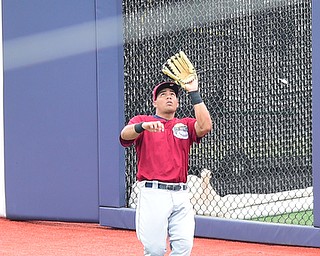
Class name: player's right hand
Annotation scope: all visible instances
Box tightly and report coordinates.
[142,121,164,132]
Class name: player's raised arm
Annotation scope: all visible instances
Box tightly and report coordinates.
[185,79,212,138]
[161,51,212,137]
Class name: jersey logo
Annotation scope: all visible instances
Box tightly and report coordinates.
[173,123,189,139]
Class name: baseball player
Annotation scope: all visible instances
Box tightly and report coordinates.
[120,53,212,256]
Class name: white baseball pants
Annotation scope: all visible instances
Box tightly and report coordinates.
[136,181,195,256]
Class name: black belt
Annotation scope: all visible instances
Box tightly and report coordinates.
[145,182,187,191]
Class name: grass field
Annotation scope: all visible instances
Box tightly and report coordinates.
[253,210,313,226]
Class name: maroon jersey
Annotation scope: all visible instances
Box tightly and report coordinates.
[120,115,201,183]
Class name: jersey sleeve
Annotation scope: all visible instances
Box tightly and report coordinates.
[186,117,202,144]
[119,136,135,147]
[119,115,146,147]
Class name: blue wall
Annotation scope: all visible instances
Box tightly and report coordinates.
[96,0,125,209]
[3,0,99,221]
[312,0,320,228]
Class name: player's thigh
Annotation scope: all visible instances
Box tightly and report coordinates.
[167,194,194,255]
[136,186,172,242]
[168,191,195,240]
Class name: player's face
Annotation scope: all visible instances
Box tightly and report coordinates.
[153,88,179,114]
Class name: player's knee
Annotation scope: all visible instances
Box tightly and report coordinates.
[144,243,166,256]
[170,238,193,255]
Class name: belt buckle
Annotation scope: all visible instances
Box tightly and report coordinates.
[151,182,186,191]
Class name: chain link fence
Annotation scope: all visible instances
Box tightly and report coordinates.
[122,0,312,225]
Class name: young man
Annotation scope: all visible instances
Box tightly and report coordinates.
[120,78,212,256]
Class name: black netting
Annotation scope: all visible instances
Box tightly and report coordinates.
[122,0,312,225]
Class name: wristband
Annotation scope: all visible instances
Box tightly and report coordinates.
[134,122,145,133]
[189,91,203,105]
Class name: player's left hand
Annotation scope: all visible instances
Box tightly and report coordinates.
[162,51,197,90]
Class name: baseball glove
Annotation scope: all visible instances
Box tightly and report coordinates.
[162,51,197,89]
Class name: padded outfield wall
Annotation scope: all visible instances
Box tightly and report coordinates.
[2,0,320,247]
